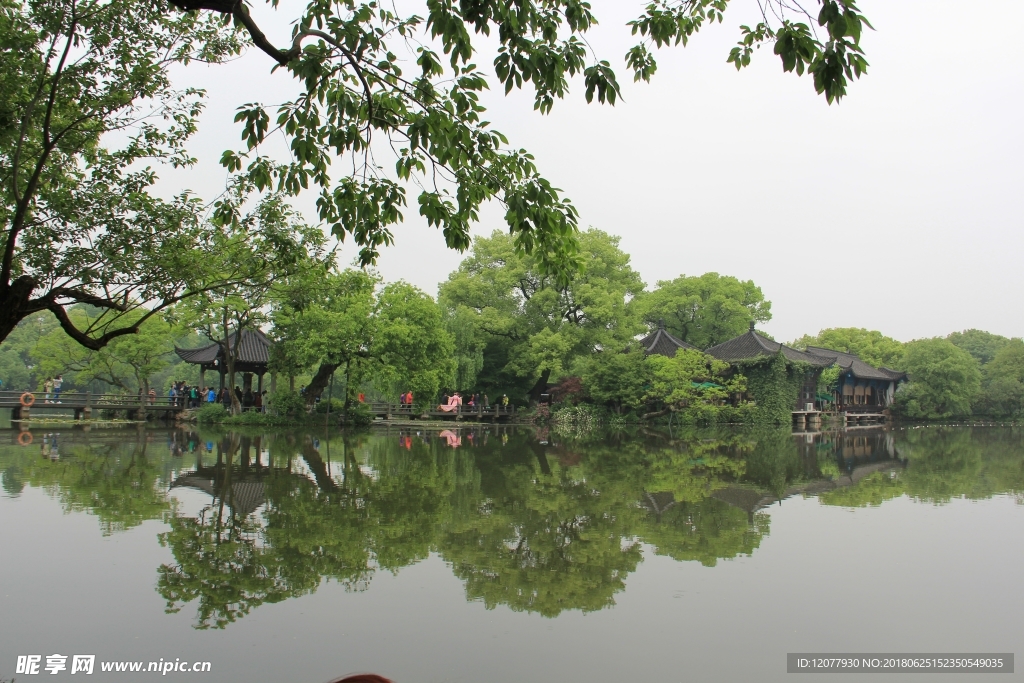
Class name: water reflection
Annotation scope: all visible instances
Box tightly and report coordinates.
[2,425,1022,628]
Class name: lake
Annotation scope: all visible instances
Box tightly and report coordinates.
[1,423,1022,682]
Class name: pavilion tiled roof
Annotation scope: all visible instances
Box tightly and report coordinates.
[639,326,697,357]
[805,346,907,381]
[704,326,834,367]
[170,472,266,518]
[175,328,272,366]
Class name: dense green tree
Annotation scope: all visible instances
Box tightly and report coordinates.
[644,349,743,418]
[577,345,652,414]
[371,282,456,408]
[439,229,644,399]
[974,340,1024,418]
[635,273,771,349]
[895,339,981,419]
[272,271,453,409]
[0,312,57,390]
[947,329,1012,367]
[447,307,486,392]
[791,327,904,368]
[32,310,178,394]
[270,268,378,408]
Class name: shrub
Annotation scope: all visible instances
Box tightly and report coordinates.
[269,389,306,418]
[342,401,373,427]
[195,403,227,424]
[314,398,345,414]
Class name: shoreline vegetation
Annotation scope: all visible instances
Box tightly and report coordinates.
[4,237,1020,427]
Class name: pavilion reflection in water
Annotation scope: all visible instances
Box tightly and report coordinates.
[168,434,293,519]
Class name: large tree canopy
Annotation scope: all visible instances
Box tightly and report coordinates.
[895,338,980,420]
[635,272,772,349]
[190,0,873,278]
[947,329,1012,367]
[791,327,905,368]
[2,0,873,350]
[439,228,644,399]
[0,0,244,346]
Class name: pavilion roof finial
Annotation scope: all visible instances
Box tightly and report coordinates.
[749,320,756,333]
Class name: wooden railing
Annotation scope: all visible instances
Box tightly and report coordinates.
[365,402,516,418]
[0,390,185,410]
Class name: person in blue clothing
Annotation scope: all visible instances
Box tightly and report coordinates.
[207,386,216,403]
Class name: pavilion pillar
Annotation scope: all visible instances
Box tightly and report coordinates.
[218,365,225,392]
[257,372,264,394]
[243,373,253,393]
[199,366,206,390]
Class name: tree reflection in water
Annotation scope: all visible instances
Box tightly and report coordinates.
[2,424,1022,628]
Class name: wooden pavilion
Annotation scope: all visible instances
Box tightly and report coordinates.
[175,328,273,394]
[805,346,907,413]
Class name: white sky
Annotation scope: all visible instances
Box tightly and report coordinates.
[158,0,1024,344]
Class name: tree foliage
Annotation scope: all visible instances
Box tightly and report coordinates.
[947,329,1012,367]
[372,281,456,406]
[0,0,243,346]
[635,272,771,349]
[271,269,454,408]
[180,0,873,283]
[895,339,981,420]
[974,339,1024,418]
[792,327,904,368]
[32,309,178,393]
[578,345,651,414]
[439,229,644,399]
[645,348,742,414]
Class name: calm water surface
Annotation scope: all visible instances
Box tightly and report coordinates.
[1,424,1022,682]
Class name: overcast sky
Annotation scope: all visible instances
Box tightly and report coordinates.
[159,0,1024,344]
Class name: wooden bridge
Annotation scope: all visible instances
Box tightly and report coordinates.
[2,390,184,421]
[2,392,516,423]
[361,402,517,423]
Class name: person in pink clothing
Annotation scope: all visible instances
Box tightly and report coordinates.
[438,392,462,412]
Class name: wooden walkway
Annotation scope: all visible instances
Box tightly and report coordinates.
[2,390,184,420]
[3,392,516,423]
[362,402,516,422]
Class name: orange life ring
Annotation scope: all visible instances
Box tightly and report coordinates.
[18,431,33,446]
[20,392,36,407]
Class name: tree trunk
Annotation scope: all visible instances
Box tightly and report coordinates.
[528,368,551,405]
[0,275,38,345]
[223,313,242,415]
[304,361,340,411]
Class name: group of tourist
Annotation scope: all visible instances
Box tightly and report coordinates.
[437,392,510,412]
[165,381,267,412]
[166,382,214,408]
